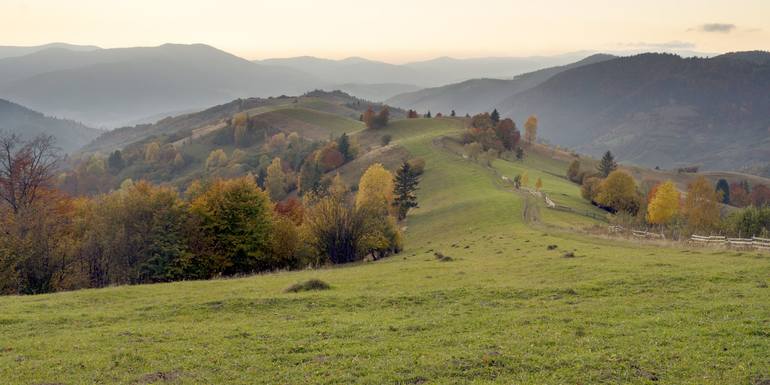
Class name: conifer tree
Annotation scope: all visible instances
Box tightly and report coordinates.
[597,151,617,177]
[393,161,420,220]
[337,133,353,162]
[715,178,730,204]
[490,109,500,123]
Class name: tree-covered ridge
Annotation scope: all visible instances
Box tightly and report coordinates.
[1,130,421,294]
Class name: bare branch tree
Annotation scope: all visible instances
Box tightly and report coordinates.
[0,132,60,213]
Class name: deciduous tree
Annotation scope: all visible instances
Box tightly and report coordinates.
[684,176,721,233]
[265,157,287,201]
[646,180,680,225]
[595,170,640,214]
[524,115,538,145]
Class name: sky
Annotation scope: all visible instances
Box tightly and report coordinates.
[1,0,768,63]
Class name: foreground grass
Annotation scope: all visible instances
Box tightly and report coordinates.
[1,119,769,384]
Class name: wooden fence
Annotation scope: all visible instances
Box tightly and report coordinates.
[607,225,665,239]
[690,235,770,250]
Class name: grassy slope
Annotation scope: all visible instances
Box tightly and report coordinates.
[1,119,769,384]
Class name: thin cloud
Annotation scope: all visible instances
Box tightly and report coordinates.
[619,41,696,49]
[696,23,736,33]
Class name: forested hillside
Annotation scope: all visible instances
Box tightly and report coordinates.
[0,98,99,153]
[499,52,770,175]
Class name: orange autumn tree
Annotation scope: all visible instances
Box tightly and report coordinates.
[524,115,538,145]
[684,176,721,234]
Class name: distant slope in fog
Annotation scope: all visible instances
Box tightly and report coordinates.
[257,53,593,87]
[0,99,100,153]
[0,44,321,128]
[386,54,615,115]
[0,42,100,59]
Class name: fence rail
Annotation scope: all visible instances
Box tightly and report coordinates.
[606,226,769,251]
[690,234,770,250]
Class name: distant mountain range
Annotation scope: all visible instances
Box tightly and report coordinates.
[1,42,766,176]
[256,53,592,87]
[0,42,718,130]
[0,44,318,128]
[387,51,770,175]
[0,42,100,59]
[0,98,100,153]
[0,44,602,128]
[386,54,616,115]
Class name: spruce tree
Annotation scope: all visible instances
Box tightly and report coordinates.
[337,133,353,161]
[597,151,617,177]
[393,161,420,220]
[490,109,500,123]
[715,178,730,204]
[450,110,456,117]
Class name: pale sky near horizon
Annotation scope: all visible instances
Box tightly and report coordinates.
[1,0,768,63]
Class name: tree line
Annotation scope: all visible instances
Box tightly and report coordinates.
[0,133,422,295]
[569,151,770,237]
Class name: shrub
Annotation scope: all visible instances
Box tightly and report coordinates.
[381,134,392,146]
[407,158,426,175]
[595,171,640,214]
[285,279,331,293]
[581,177,602,202]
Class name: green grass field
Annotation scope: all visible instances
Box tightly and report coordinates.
[1,118,769,384]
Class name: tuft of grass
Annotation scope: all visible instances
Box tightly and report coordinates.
[284,279,331,293]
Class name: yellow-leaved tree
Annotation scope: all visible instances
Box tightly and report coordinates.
[355,163,401,259]
[595,170,640,214]
[646,180,680,225]
[356,163,394,213]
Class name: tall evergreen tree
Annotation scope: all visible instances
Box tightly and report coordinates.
[490,109,500,123]
[337,133,353,162]
[450,110,456,117]
[715,178,730,204]
[597,151,618,177]
[107,150,125,174]
[393,161,420,220]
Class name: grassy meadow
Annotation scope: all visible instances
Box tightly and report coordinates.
[1,118,769,384]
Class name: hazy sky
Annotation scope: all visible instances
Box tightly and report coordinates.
[1,0,768,62]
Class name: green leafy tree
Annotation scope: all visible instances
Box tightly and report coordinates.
[189,177,274,276]
[567,160,581,183]
[265,157,287,202]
